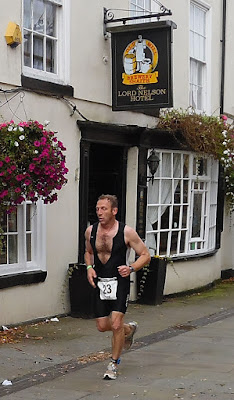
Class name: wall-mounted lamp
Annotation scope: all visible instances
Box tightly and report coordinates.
[146,149,160,184]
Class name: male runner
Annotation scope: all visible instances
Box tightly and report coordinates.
[85,194,150,380]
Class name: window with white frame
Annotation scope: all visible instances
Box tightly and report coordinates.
[0,201,46,276]
[129,0,159,22]
[189,1,209,112]
[22,0,69,84]
[130,0,151,16]
[146,150,219,258]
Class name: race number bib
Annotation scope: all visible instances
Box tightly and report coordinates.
[97,277,118,300]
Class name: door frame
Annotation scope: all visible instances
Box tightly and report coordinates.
[77,121,141,263]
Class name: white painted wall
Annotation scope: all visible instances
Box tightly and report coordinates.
[164,252,221,295]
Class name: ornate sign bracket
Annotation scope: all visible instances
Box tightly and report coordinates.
[103,6,172,38]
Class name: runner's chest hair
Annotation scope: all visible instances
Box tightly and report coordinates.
[96,232,114,255]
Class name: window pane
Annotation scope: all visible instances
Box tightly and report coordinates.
[182,206,188,228]
[8,211,17,232]
[197,86,202,110]
[174,180,181,203]
[26,204,31,231]
[172,206,180,229]
[192,193,202,237]
[173,154,181,177]
[183,155,189,178]
[159,232,168,254]
[162,153,171,177]
[33,0,44,33]
[171,231,178,254]
[160,206,169,229]
[33,35,43,70]
[46,39,55,72]
[24,0,32,29]
[26,233,32,261]
[24,30,32,67]
[0,212,7,233]
[0,237,7,264]
[183,181,188,202]
[180,231,186,253]
[9,235,18,264]
[46,3,56,36]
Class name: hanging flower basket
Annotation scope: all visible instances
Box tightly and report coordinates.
[157,109,234,212]
[0,120,68,216]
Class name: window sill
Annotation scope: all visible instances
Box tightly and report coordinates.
[21,75,74,97]
[0,270,47,290]
[171,249,218,263]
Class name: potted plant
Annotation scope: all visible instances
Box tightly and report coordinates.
[137,256,169,305]
[67,263,96,319]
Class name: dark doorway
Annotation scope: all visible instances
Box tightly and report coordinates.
[78,140,127,263]
[88,143,127,225]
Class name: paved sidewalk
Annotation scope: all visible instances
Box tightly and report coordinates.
[1,280,234,399]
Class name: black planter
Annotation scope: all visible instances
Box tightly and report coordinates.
[68,263,96,318]
[137,257,167,305]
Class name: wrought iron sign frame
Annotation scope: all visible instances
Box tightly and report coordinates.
[103,6,172,38]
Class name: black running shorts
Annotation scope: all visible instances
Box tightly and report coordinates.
[94,278,130,318]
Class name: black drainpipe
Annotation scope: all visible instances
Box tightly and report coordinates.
[215,0,227,249]
[220,0,226,115]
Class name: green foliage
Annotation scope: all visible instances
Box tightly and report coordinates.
[157,109,234,211]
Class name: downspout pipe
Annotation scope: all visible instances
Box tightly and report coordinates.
[220,0,227,115]
[216,0,227,249]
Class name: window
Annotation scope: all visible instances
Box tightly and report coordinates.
[22,0,70,84]
[130,0,151,16]
[189,1,209,112]
[0,201,46,276]
[146,150,219,258]
[129,0,159,22]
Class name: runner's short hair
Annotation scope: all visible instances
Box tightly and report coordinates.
[98,194,118,209]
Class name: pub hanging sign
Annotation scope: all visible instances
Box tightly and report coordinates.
[109,21,177,111]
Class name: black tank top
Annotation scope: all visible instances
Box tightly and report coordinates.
[90,221,129,280]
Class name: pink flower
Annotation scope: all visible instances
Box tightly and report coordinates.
[0,161,3,167]
[0,190,8,198]
[5,156,11,163]
[29,163,35,171]
[34,140,41,147]
[15,187,21,193]
[24,179,31,186]
[15,196,24,204]
[16,174,24,181]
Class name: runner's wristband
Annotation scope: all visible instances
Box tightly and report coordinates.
[86,265,93,270]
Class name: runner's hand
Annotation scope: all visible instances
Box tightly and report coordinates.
[118,265,131,277]
[87,267,97,288]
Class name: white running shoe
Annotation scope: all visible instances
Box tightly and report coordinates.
[124,321,138,350]
[103,361,118,380]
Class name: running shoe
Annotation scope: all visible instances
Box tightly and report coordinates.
[103,361,118,380]
[124,321,138,350]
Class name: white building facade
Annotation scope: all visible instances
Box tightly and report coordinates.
[0,0,233,325]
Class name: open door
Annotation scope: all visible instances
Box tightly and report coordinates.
[78,141,127,263]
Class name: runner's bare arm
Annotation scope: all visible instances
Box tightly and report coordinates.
[85,226,97,288]
[118,226,151,277]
